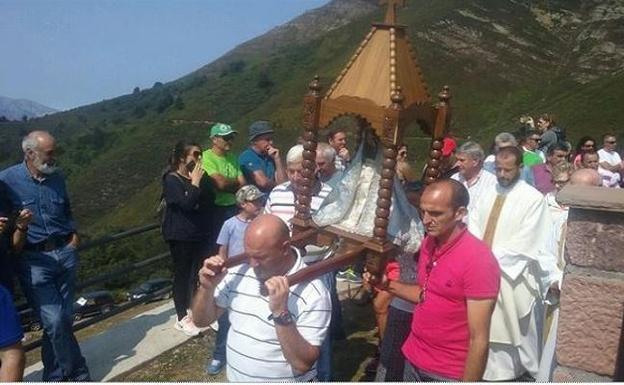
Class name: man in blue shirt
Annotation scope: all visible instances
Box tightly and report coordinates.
[238,120,287,193]
[0,131,90,381]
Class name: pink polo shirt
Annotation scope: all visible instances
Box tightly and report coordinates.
[401,227,500,380]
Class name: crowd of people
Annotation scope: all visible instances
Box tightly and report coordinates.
[0,112,621,381]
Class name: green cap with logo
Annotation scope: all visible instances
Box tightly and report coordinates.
[210,123,237,138]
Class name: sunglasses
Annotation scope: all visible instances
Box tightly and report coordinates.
[220,134,236,141]
[606,140,617,144]
[191,151,201,158]
[530,137,541,142]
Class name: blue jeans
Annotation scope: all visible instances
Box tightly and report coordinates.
[212,312,230,362]
[18,244,90,381]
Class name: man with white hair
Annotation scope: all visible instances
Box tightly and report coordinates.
[265,145,332,227]
[0,131,90,381]
[264,144,336,380]
[451,141,497,220]
[483,132,518,173]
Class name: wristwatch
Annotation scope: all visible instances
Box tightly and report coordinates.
[268,310,294,326]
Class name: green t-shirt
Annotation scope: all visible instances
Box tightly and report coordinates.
[522,150,543,168]
[202,149,242,207]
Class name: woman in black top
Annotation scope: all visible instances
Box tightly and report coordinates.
[161,141,214,336]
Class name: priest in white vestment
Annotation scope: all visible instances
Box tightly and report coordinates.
[468,146,562,381]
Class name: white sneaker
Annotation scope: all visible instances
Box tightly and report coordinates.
[174,315,201,337]
[209,319,219,332]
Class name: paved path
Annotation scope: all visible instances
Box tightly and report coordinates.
[23,301,191,382]
[23,280,364,382]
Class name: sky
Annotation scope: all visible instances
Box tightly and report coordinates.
[0,0,330,111]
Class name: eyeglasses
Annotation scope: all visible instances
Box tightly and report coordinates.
[220,134,236,142]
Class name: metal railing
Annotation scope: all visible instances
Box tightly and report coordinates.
[19,223,172,352]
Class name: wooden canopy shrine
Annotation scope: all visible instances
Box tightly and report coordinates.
[287,0,453,279]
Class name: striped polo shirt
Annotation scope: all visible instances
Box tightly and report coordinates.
[214,248,331,382]
[264,181,332,228]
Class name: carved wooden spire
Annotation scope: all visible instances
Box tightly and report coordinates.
[381,0,406,25]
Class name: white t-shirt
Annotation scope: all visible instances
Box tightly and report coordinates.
[214,248,331,382]
[597,149,622,188]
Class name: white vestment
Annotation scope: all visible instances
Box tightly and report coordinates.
[451,169,498,223]
[468,180,562,381]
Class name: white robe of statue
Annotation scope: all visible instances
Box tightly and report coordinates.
[468,179,562,381]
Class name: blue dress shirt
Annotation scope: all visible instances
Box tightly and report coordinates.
[0,162,76,244]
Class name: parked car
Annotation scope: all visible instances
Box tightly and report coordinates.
[126,278,172,302]
[20,309,41,332]
[73,290,115,321]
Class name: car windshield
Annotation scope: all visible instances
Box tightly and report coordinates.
[139,283,152,291]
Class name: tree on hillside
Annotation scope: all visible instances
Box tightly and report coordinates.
[133,86,140,95]
[257,71,274,90]
[174,96,185,110]
[133,106,146,118]
[156,93,174,113]
[153,82,163,89]
[21,115,28,122]
[0,115,8,122]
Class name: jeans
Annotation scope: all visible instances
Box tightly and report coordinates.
[403,360,455,382]
[18,244,90,381]
[212,312,230,362]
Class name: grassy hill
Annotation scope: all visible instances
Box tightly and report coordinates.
[1,0,623,280]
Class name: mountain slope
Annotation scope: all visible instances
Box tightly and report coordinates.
[0,96,57,120]
[1,0,623,242]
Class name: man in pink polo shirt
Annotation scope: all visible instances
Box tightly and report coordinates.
[365,179,500,381]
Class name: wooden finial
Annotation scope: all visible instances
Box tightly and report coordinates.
[380,0,406,25]
[391,86,404,105]
[438,85,451,103]
[309,75,321,92]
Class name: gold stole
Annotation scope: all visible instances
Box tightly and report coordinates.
[483,194,507,247]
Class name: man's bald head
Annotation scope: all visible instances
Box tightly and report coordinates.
[245,214,290,248]
[22,130,56,153]
[570,168,602,187]
[422,179,469,210]
[244,214,292,281]
[22,130,59,175]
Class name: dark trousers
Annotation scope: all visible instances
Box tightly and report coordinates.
[168,240,202,321]
[375,306,412,381]
[18,245,90,381]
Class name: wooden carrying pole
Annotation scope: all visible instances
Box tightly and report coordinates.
[208,245,365,289]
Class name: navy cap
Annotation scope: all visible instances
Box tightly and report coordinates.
[248,120,274,141]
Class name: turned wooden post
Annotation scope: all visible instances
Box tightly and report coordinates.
[424,85,451,184]
[373,88,403,245]
[293,75,322,233]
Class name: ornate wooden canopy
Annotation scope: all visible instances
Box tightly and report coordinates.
[289,0,453,278]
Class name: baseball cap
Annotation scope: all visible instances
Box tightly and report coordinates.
[248,120,274,141]
[210,123,237,138]
[442,137,457,157]
[235,185,265,205]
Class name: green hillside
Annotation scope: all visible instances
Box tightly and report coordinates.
[1,0,623,280]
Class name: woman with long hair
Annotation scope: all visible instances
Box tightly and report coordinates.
[572,136,596,169]
[161,141,214,336]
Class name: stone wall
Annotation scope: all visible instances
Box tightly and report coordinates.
[555,185,624,381]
